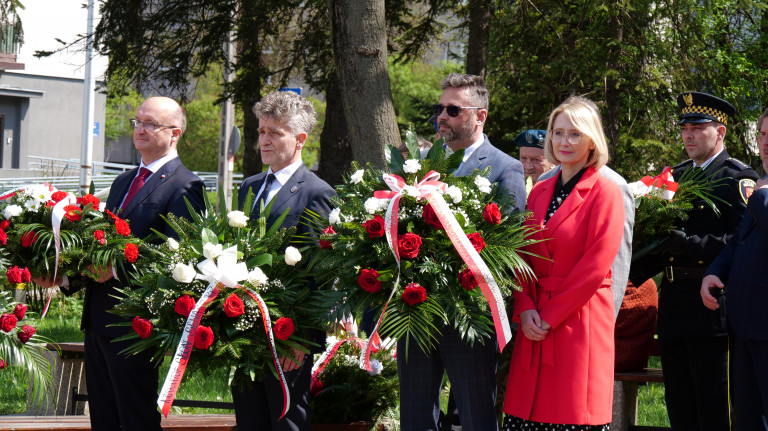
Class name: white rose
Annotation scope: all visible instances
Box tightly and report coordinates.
[367,359,383,376]
[445,185,463,203]
[247,267,269,287]
[3,204,22,219]
[325,335,339,346]
[284,246,302,266]
[227,210,249,228]
[364,197,381,214]
[172,263,197,283]
[328,208,341,225]
[167,238,180,251]
[402,185,420,198]
[203,242,223,260]
[350,169,365,184]
[474,176,492,194]
[403,159,421,174]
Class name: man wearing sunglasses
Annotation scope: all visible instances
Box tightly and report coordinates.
[397,73,526,431]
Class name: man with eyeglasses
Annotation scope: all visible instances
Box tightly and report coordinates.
[50,96,206,430]
[398,73,525,431]
[630,92,758,431]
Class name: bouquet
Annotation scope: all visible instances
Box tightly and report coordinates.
[111,193,319,417]
[310,332,398,426]
[629,166,727,259]
[0,263,55,411]
[0,184,141,284]
[312,129,539,360]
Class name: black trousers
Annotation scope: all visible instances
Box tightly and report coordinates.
[659,335,730,431]
[84,330,162,431]
[231,354,313,431]
[732,336,768,430]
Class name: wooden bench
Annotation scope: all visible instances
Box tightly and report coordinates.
[610,339,669,431]
[0,414,237,430]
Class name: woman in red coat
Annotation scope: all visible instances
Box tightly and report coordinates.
[502,96,625,430]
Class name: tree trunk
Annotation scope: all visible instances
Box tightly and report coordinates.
[317,70,352,187]
[238,0,263,179]
[330,0,400,169]
[604,3,622,155]
[466,0,491,78]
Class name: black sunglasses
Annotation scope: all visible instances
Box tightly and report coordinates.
[432,104,483,117]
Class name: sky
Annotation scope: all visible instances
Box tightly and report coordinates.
[15,0,107,80]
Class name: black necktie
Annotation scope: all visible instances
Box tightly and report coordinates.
[253,173,276,217]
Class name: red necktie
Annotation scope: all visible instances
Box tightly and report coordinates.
[122,167,152,209]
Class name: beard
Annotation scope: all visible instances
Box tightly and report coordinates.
[439,119,475,147]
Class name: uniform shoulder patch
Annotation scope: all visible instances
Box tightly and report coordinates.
[725,158,752,170]
[739,178,756,203]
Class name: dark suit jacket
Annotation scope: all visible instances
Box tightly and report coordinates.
[707,187,768,341]
[238,164,335,236]
[453,135,526,211]
[76,157,206,337]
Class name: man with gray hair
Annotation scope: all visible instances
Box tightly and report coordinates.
[236,90,335,431]
[397,73,526,431]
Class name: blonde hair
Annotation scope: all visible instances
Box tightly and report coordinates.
[544,96,609,169]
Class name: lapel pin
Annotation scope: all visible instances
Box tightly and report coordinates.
[290,186,298,193]
[161,175,166,179]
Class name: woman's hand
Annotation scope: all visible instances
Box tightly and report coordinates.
[279,348,306,372]
[86,265,114,283]
[520,309,550,341]
[31,275,62,288]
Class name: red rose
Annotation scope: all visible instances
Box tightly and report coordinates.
[0,358,6,370]
[45,201,56,207]
[401,283,427,306]
[20,231,38,248]
[458,269,479,290]
[174,295,196,318]
[124,243,139,263]
[482,203,502,224]
[17,324,36,344]
[79,194,100,209]
[51,191,68,203]
[319,226,336,249]
[422,204,443,230]
[398,233,422,259]
[194,325,215,350]
[21,268,30,283]
[63,204,82,222]
[93,230,105,240]
[223,293,245,318]
[99,239,106,245]
[467,232,486,253]
[310,378,323,397]
[273,317,295,340]
[132,316,153,339]
[114,218,131,236]
[362,215,386,238]
[0,229,6,245]
[0,219,9,230]
[13,303,27,320]
[1,313,18,332]
[357,268,382,293]
[6,266,27,284]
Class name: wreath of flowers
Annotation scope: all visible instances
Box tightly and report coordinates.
[312,130,539,357]
[110,193,319,415]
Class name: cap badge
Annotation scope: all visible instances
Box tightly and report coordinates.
[683,93,693,107]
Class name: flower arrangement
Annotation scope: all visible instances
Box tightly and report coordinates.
[110,193,319,416]
[310,333,399,426]
[0,184,141,281]
[629,165,727,259]
[312,129,539,357]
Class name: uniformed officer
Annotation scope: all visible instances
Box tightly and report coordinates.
[632,92,758,430]
[513,129,553,193]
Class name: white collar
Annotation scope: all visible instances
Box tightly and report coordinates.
[461,135,486,163]
[141,149,179,174]
[694,148,723,169]
[268,157,304,186]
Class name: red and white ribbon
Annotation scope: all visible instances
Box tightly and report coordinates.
[361,171,512,370]
[628,166,678,200]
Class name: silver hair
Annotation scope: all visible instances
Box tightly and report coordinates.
[252,91,317,135]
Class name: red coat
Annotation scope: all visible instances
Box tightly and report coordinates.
[504,166,624,425]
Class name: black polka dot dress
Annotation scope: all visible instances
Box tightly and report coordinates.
[543,167,588,225]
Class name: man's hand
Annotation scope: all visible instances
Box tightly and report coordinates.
[279,348,306,372]
[86,265,114,283]
[32,275,62,288]
[519,309,549,341]
[700,274,724,310]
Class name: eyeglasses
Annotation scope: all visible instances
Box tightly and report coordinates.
[550,129,583,144]
[130,119,178,132]
[432,104,483,117]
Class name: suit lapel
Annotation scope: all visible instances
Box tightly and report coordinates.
[541,167,600,236]
[455,140,490,176]
[268,165,307,223]
[106,170,135,211]
[122,158,182,217]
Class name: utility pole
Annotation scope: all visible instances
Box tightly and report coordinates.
[79,0,96,195]
[217,24,237,211]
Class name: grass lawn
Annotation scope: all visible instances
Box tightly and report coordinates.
[1,293,672,427]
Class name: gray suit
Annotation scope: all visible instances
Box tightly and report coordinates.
[454,135,527,212]
[538,164,634,319]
